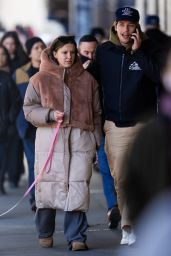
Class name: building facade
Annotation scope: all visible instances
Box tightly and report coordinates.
[0,0,170,39]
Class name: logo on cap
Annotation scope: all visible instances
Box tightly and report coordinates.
[122,7,133,17]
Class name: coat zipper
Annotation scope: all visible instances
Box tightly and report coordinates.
[63,69,70,193]
[119,54,125,121]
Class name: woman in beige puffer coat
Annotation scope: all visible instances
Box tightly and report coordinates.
[23,36,101,251]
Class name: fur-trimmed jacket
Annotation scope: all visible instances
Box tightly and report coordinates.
[23,49,101,211]
[24,49,101,139]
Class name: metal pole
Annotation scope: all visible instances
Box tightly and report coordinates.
[146,0,157,14]
[134,0,146,30]
[165,0,168,33]
[158,0,166,32]
[156,0,159,15]
[68,0,77,35]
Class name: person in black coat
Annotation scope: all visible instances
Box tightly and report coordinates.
[89,7,161,245]
[0,70,21,194]
[145,15,171,52]
[118,46,171,255]
[1,32,29,188]
[145,15,171,114]
[78,34,121,229]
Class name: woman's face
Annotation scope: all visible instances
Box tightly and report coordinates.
[2,37,16,56]
[0,47,8,68]
[30,42,46,62]
[53,43,76,68]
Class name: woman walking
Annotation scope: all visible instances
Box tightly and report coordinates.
[23,36,101,251]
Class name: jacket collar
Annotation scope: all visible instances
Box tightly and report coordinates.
[20,62,32,72]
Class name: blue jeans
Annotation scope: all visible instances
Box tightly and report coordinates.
[97,135,117,209]
[36,209,88,248]
[22,136,35,203]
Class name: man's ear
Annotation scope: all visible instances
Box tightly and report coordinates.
[136,23,141,33]
[113,21,117,32]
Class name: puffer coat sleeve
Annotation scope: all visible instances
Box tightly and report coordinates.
[23,82,52,127]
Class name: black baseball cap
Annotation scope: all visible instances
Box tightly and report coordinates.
[115,7,140,23]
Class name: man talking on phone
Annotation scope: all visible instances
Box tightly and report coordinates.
[89,7,161,245]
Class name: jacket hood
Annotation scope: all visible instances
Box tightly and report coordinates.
[109,23,148,46]
[40,48,84,80]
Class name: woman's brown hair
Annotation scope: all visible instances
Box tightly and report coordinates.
[49,36,77,63]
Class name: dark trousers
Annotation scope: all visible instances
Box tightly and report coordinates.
[35,209,88,248]
[6,126,25,187]
[0,141,8,188]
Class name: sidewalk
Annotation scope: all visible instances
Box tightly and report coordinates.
[0,171,125,256]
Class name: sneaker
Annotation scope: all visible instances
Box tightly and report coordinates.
[120,229,136,245]
[120,229,129,245]
[39,237,53,248]
[128,230,136,245]
[107,206,121,229]
[71,241,88,251]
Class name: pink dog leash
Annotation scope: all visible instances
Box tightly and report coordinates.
[0,122,61,217]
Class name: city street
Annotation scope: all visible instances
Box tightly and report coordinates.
[0,171,132,256]
[0,1,169,256]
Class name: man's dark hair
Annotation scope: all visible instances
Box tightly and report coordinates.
[79,34,98,45]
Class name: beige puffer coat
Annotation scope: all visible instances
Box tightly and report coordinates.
[23,49,101,211]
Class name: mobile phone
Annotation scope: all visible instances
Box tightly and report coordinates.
[130,26,140,41]
[135,24,141,33]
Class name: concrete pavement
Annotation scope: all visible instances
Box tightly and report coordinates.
[0,171,132,256]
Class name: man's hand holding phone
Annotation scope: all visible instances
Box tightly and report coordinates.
[83,59,91,69]
[131,28,141,52]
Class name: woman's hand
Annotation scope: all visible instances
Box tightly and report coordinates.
[53,110,64,123]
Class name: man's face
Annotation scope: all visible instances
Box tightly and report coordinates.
[79,41,98,60]
[114,20,137,46]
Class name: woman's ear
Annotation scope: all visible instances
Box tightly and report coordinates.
[53,50,57,59]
